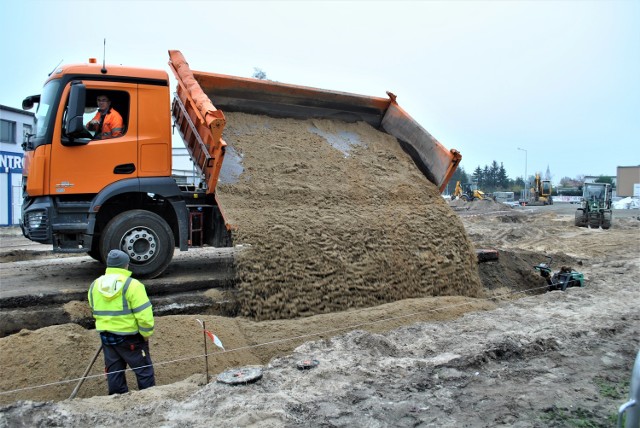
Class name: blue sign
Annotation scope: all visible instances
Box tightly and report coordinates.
[0,151,23,172]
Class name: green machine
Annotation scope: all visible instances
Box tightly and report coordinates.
[534,257,584,292]
[574,182,613,229]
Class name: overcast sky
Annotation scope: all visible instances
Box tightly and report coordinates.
[1,0,638,183]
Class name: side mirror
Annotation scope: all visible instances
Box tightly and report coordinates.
[65,81,87,137]
[63,81,92,144]
[22,95,40,111]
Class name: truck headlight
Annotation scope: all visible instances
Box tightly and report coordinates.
[27,211,45,229]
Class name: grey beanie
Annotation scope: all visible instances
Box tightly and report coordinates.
[107,249,130,268]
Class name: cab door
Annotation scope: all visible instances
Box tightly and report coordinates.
[49,81,138,195]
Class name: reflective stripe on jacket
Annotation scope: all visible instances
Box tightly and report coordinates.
[88,267,154,337]
[87,108,124,139]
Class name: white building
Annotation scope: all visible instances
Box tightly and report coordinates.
[1,104,34,226]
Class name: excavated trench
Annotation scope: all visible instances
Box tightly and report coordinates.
[0,247,568,336]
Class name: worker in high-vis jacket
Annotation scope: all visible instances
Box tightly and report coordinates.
[86,94,124,140]
[88,249,155,394]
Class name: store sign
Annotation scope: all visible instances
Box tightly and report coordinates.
[0,151,23,171]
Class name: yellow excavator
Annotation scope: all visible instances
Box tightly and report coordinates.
[451,181,491,201]
[526,174,553,205]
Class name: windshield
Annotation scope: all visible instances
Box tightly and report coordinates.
[34,80,61,139]
[584,184,605,200]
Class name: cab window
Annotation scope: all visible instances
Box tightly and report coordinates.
[83,90,130,140]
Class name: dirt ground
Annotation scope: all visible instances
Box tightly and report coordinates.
[1,113,639,427]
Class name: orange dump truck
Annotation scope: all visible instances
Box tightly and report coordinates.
[19,50,461,278]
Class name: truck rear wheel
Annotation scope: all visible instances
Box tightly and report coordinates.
[100,210,175,279]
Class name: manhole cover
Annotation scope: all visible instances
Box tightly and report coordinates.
[216,366,263,385]
[296,359,320,370]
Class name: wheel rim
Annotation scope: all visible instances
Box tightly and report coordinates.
[120,227,158,264]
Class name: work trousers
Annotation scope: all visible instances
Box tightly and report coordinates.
[102,334,155,394]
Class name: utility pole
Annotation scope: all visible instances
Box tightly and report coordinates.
[518,147,527,201]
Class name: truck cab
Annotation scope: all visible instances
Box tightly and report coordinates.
[20,59,225,278]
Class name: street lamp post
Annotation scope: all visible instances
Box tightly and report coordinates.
[518,147,527,200]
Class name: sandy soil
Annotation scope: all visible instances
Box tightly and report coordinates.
[1,209,638,427]
[216,113,482,320]
[0,113,639,427]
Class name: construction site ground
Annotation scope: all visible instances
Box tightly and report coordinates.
[1,202,638,427]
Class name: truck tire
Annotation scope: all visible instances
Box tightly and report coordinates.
[574,210,585,227]
[100,210,175,279]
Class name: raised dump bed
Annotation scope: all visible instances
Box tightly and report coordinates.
[169,50,461,195]
[171,50,482,321]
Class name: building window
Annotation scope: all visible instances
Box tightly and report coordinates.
[1,119,16,144]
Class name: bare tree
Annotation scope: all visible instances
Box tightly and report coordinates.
[252,67,267,80]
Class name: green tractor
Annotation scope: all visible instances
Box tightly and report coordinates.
[533,256,584,292]
[574,182,612,229]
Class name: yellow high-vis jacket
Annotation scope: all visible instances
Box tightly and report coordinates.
[88,267,154,338]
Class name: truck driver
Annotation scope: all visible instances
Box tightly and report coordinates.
[87,95,124,140]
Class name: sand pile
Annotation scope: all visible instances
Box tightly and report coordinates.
[216,113,483,320]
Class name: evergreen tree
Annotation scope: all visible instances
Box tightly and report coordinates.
[472,166,483,184]
[482,165,490,188]
[497,163,509,189]
[488,161,500,189]
[446,165,469,194]
[595,175,614,187]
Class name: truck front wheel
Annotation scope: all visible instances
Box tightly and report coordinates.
[100,210,175,279]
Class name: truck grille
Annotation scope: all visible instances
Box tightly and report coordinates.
[24,210,49,241]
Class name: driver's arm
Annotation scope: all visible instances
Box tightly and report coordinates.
[86,114,100,131]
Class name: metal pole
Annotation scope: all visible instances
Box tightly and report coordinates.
[518,147,528,200]
[69,344,103,399]
[203,320,210,383]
